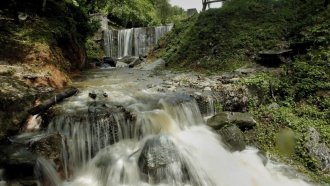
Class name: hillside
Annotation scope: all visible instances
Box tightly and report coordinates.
[153,0,330,183]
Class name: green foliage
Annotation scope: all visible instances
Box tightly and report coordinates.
[86,38,104,59]
[155,0,299,71]
[248,101,330,182]
[94,0,187,27]
[240,73,281,100]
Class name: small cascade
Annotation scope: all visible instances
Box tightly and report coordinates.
[103,25,173,58]
[48,107,132,178]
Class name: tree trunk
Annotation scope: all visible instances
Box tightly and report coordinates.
[28,88,79,115]
[202,3,207,11]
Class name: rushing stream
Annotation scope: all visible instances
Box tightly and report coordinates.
[29,68,313,186]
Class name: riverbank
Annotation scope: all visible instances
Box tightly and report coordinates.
[0,0,93,141]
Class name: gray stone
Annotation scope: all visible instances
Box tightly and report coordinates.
[128,58,142,68]
[304,128,330,172]
[0,145,37,180]
[228,112,256,131]
[207,112,256,131]
[207,112,229,130]
[218,125,246,151]
[138,135,188,183]
[103,57,116,67]
[118,56,139,64]
[115,61,128,68]
[140,59,165,71]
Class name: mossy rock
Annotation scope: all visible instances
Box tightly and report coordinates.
[218,125,246,151]
[207,112,256,131]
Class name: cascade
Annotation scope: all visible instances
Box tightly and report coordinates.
[35,68,313,186]
[103,25,173,58]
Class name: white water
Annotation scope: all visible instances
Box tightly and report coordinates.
[40,69,313,186]
[104,25,173,58]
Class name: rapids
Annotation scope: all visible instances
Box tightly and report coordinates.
[36,68,313,186]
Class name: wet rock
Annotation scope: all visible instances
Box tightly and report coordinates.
[89,91,97,99]
[128,58,143,68]
[115,61,128,68]
[207,112,256,131]
[30,133,62,169]
[218,125,246,151]
[138,135,188,183]
[0,77,38,141]
[7,133,63,179]
[0,145,37,180]
[207,112,229,130]
[304,128,330,172]
[190,93,214,116]
[103,57,116,67]
[228,112,256,131]
[118,56,139,64]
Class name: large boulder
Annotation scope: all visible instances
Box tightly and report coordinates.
[207,112,229,130]
[0,77,38,141]
[207,112,256,131]
[190,92,215,116]
[116,56,143,68]
[304,128,330,172]
[140,59,165,71]
[257,49,292,67]
[218,125,246,151]
[116,61,128,68]
[213,85,249,112]
[9,133,62,165]
[0,145,37,181]
[138,135,188,183]
[128,58,143,68]
[118,56,139,64]
[103,57,116,67]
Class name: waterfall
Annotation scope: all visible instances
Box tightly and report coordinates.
[39,68,313,186]
[103,25,173,58]
[57,96,311,186]
[118,29,133,57]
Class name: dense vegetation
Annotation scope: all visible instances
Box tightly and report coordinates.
[154,0,330,182]
[0,0,186,67]
[72,0,186,27]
